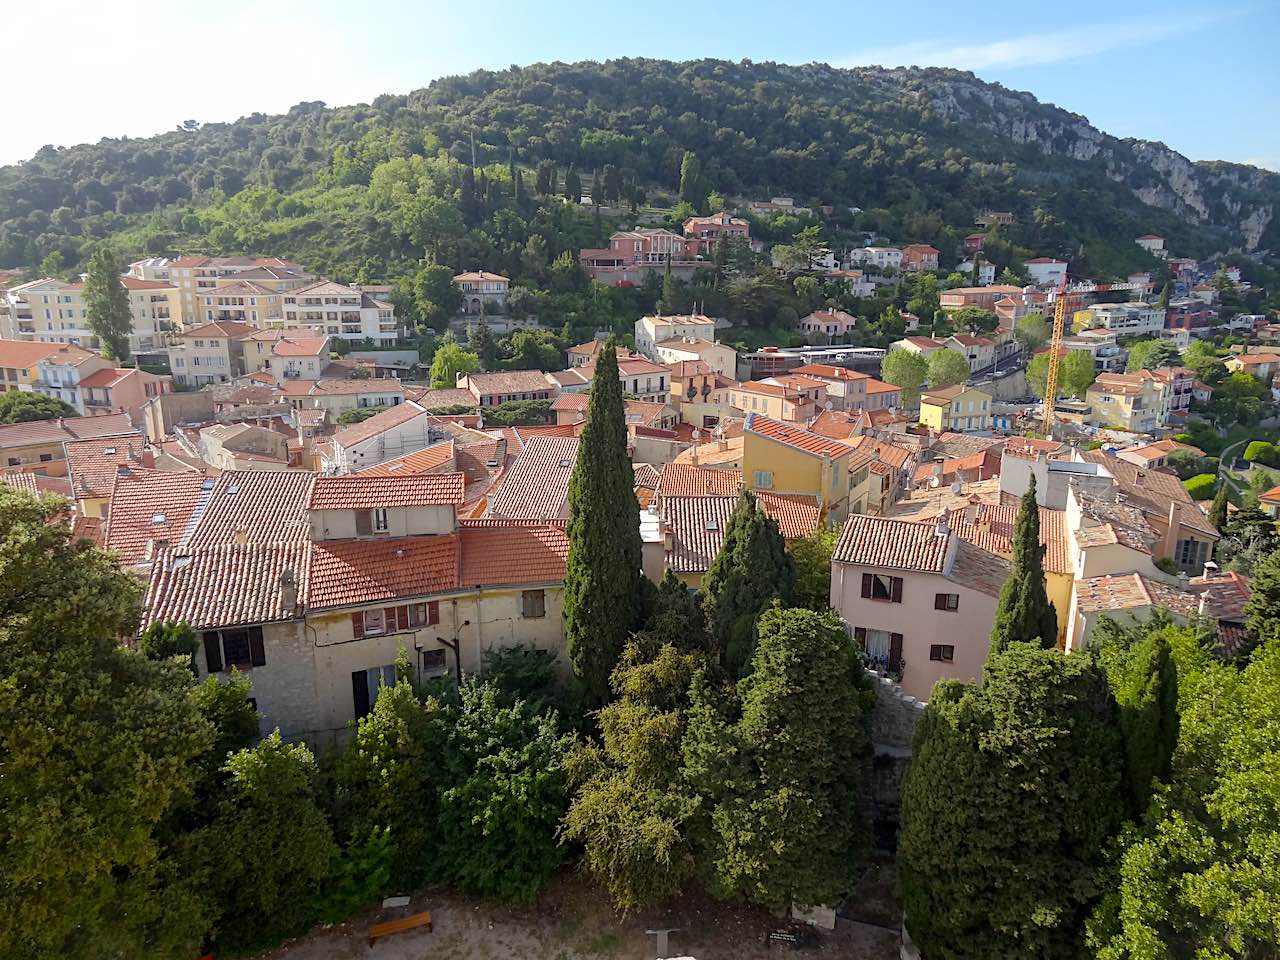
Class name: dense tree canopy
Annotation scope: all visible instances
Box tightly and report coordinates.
[0,391,77,423]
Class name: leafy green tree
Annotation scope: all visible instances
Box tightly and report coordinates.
[399,193,464,263]
[1157,279,1172,308]
[899,646,1126,960]
[192,671,261,787]
[315,826,394,924]
[1014,311,1048,353]
[678,150,709,212]
[1209,482,1230,533]
[1182,339,1224,385]
[503,328,563,371]
[138,619,199,674]
[989,476,1058,656]
[564,342,642,704]
[1243,440,1280,467]
[1218,503,1279,576]
[564,164,581,202]
[789,527,837,611]
[1165,447,1217,481]
[927,347,971,388]
[0,487,215,960]
[337,407,380,425]
[1090,635,1280,958]
[601,163,621,203]
[951,306,998,336]
[470,316,497,369]
[429,341,480,388]
[905,272,940,323]
[702,490,796,676]
[0,391,77,423]
[683,607,868,911]
[563,619,708,908]
[434,680,570,900]
[1027,348,1096,399]
[412,262,462,330]
[881,348,929,405]
[336,679,437,888]
[203,732,336,954]
[1204,372,1270,428]
[83,246,133,360]
[482,642,564,716]
[1125,338,1182,372]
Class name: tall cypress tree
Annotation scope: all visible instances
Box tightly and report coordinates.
[702,490,796,676]
[1208,482,1229,533]
[83,246,133,361]
[564,342,642,705]
[988,475,1058,658]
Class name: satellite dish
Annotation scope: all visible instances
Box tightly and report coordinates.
[951,480,963,494]
[929,476,941,488]
[825,400,834,411]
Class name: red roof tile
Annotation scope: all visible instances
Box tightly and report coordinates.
[746,414,852,459]
[460,523,569,587]
[105,470,209,566]
[184,470,315,548]
[332,400,429,449]
[832,514,952,572]
[308,534,459,609]
[487,435,579,520]
[308,473,465,510]
[0,412,136,452]
[64,436,153,498]
[142,542,309,630]
[354,441,455,477]
[658,463,743,498]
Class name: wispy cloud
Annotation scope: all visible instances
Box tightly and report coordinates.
[837,10,1242,71]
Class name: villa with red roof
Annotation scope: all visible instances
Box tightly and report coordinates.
[742,413,859,523]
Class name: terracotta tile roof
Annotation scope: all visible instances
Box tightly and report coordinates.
[0,471,73,498]
[0,339,67,369]
[72,514,104,547]
[658,463,743,498]
[184,470,315,548]
[901,336,942,349]
[864,379,902,395]
[181,320,258,340]
[308,473,465,510]
[663,493,820,573]
[948,334,995,347]
[1073,521,1152,554]
[463,371,555,397]
[672,434,744,467]
[0,414,132,453]
[947,539,1010,597]
[920,384,970,403]
[64,437,152,499]
[272,336,329,357]
[460,523,569,587]
[413,387,477,409]
[513,424,581,440]
[914,448,1002,483]
[332,400,428,449]
[78,367,138,389]
[307,534,459,610]
[1074,573,1198,617]
[353,441,455,477]
[832,514,951,572]
[946,502,1070,573]
[487,435,579,520]
[789,363,869,382]
[808,409,865,440]
[142,542,309,630]
[453,271,509,282]
[1260,485,1280,504]
[305,378,405,397]
[849,435,913,471]
[118,276,175,291]
[106,470,210,566]
[745,413,852,459]
[1123,438,1204,460]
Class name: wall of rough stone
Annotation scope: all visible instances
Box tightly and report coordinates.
[866,672,926,849]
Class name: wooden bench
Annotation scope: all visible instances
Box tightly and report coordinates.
[368,911,432,946]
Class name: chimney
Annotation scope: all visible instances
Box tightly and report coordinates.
[1166,499,1181,556]
[1202,559,1220,580]
[279,567,298,614]
[934,513,950,539]
[965,496,980,524]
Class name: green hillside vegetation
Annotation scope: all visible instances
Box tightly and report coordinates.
[4,59,1278,347]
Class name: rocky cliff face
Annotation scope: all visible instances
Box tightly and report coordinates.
[872,67,1276,253]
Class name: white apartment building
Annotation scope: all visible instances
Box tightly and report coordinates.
[280,280,399,347]
[1085,302,1166,338]
[634,313,717,357]
[1025,258,1069,287]
[849,247,903,271]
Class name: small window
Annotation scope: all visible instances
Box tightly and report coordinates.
[522,589,546,619]
[373,507,389,533]
[362,609,386,636]
[753,470,774,490]
[39,453,53,462]
[422,648,447,673]
[861,573,904,603]
[934,593,959,611]
[929,644,955,662]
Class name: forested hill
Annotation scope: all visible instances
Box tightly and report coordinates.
[1,58,1276,274]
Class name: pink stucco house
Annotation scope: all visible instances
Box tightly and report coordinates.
[830,514,1007,700]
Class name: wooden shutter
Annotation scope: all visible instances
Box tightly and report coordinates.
[351,612,364,639]
[428,600,440,625]
[383,607,398,631]
[203,632,223,674]
[853,626,867,645]
[861,573,873,598]
[355,510,372,536]
[889,633,904,671]
[934,593,946,610]
[351,670,370,719]
[890,577,904,603]
[248,627,266,667]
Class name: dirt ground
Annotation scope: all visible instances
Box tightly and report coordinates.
[261,869,900,960]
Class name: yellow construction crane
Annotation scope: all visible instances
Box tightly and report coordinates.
[1040,278,1153,436]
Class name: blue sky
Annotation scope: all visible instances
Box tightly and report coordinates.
[7,0,1277,170]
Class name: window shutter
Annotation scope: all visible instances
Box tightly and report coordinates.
[351,612,364,639]
[853,626,867,644]
[891,577,904,603]
[384,607,399,631]
[934,593,946,610]
[355,510,372,536]
[861,573,872,598]
[248,627,266,667]
[889,632,904,670]
[203,632,223,674]
[351,670,370,719]
[428,601,440,625]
